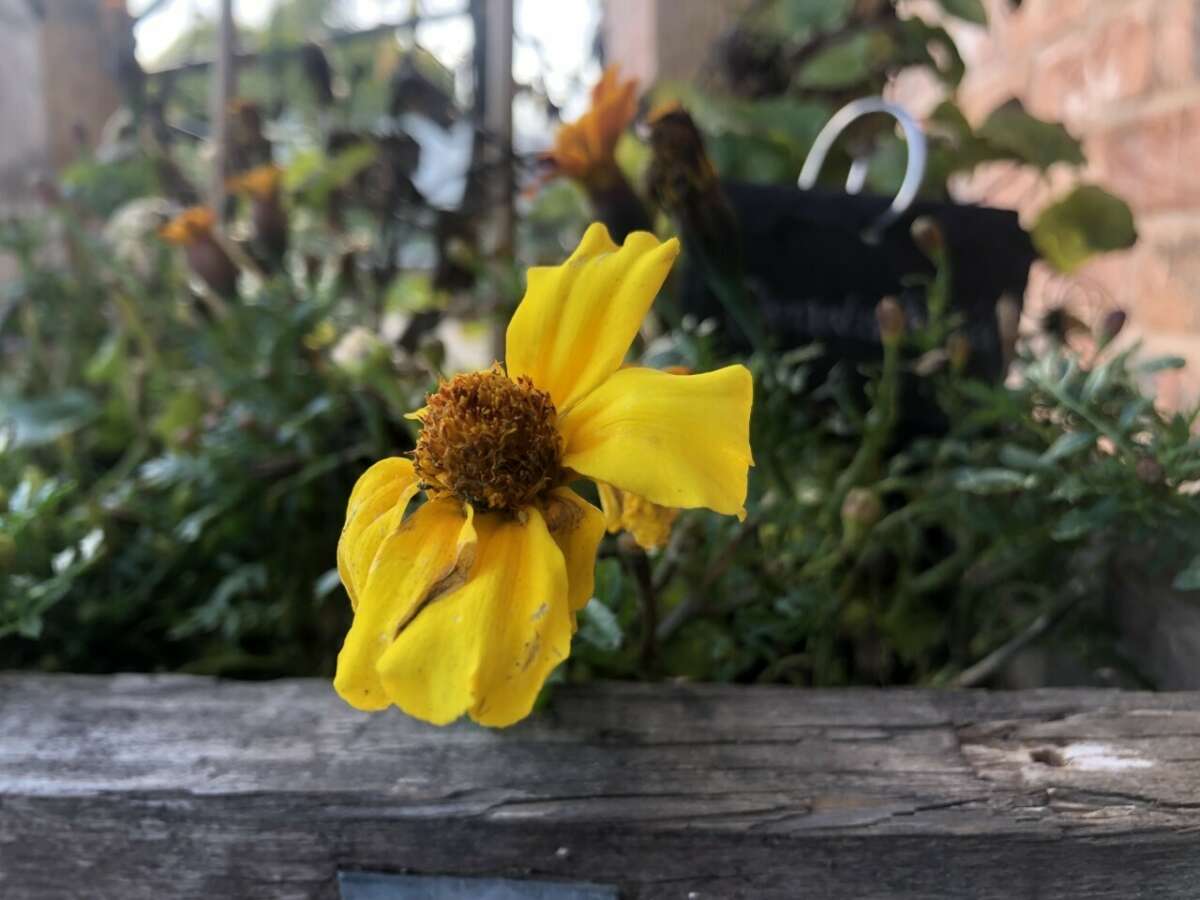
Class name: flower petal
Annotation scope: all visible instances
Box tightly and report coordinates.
[506,224,680,414]
[334,498,476,711]
[376,507,571,727]
[336,457,420,611]
[559,365,754,518]
[542,487,607,617]
[595,482,623,534]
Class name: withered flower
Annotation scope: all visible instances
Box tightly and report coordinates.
[159,206,239,297]
[227,163,288,266]
[542,66,650,241]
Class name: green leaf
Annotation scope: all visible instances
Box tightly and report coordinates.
[937,0,988,25]
[593,557,624,607]
[152,389,206,444]
[1051,498,1120,542]
[1049,474,1089,503]
[998,444,1049,471]
[577,599,623,653]
[1118,397,1152,431]
[795,30,895,89]
[1041,431,1096,463]
[893,19,965,87]
[951,468,1033,494]
[1032,185,1137,274]
[1172,554,1200,591]
[1081,360,1113,402]
[0,391,97,448]
[978,99,1084,171]
[1138,355,1187,374]
[764,0,855,33]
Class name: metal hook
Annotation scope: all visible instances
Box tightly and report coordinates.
[798,97,928,246]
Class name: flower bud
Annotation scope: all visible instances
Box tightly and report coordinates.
[996,293,1020,367]
[1099,309,1128,346]
[910,216,944,259]
[841,487,883,545]
[876,297,905,345]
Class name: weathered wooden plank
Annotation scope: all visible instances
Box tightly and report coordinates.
[1,675,1198,898]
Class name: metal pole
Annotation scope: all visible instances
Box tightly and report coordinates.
[208,0,236,214]
[482,0,514,361]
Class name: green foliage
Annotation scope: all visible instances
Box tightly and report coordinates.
[976,99,1085,171]
[1,0,1185,695]
[558,323,1200,688]
[936,0,988,25]
[0,163,435,674]
[1033,185,1139,274]
[796,31,895,89]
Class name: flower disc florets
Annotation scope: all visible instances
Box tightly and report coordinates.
[414,366,562,512]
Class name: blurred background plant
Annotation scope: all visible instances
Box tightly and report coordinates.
[2,0,1196,689]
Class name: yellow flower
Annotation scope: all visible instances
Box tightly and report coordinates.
[226,164,283,201]
[596,483,679,551]
[158,206,217,246]
[594,366,690,551]
[546,66,638,187]
[335,224,753,727]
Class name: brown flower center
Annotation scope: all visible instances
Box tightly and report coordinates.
[414,366,562,512]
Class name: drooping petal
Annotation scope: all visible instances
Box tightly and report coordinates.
[542,487,607,617]
[595,482,623,534]
[376,507,571,727]
[334,498,477,711]
[559,365,754,518]
[601,485,680,551]
[336,457,420,611]
[506,224,680,414]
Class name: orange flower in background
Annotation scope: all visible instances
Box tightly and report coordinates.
[227,164,289,265]
[226,164,283,201]
[159,207,217,246]
[546,66,638,187]
[159,206,239,297]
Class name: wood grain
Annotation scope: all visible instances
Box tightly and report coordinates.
[1,675,1199,898]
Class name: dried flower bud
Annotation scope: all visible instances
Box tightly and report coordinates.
[910,216,944,259]
[876,297,905,345]
[1099,309,1128,346]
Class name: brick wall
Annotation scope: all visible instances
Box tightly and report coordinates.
[898,0,1200,406]
[606,0,1200,405]
[604,0,752,86]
